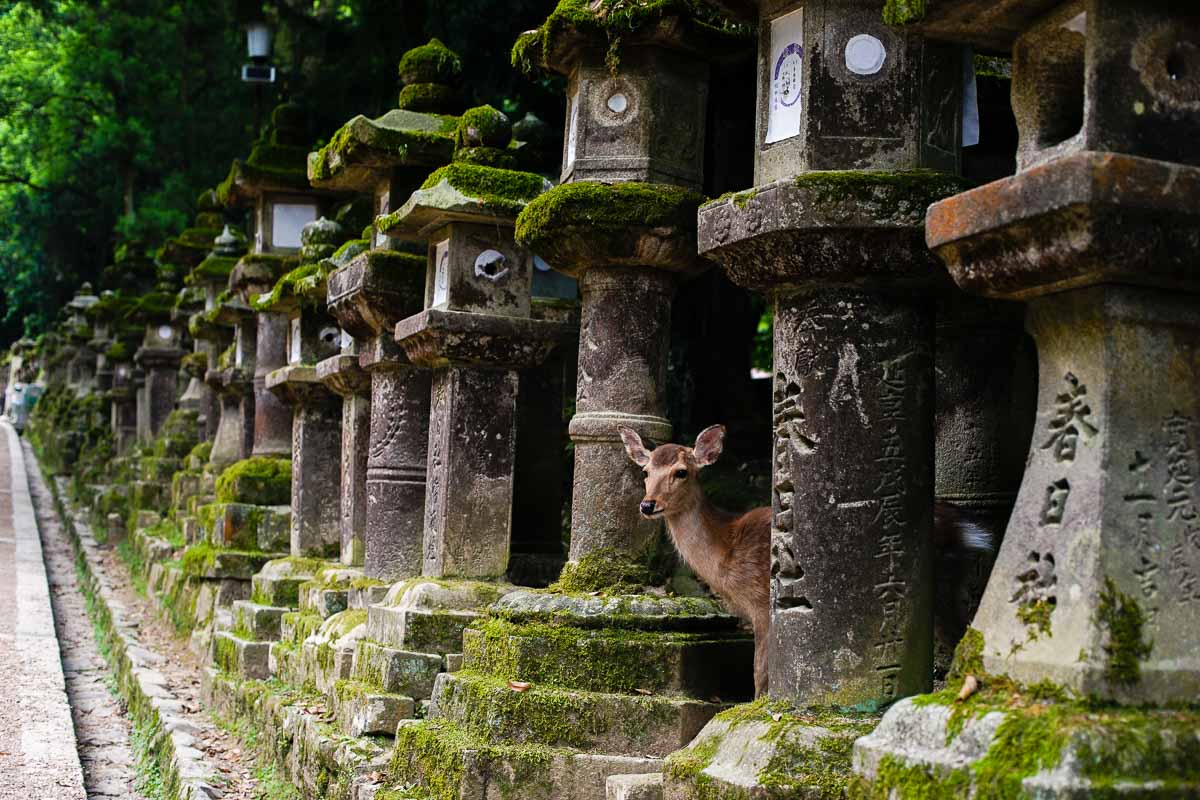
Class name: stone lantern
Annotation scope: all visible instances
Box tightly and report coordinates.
[383,107,571,580]
[132,287,185,444]
[313,40,463,580]
[85,291,118,398]
[65,283,99,394]
[259,216,348,558]
[219,102,335,460]
[854,4,1200,795]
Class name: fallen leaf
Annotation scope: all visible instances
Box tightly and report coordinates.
[635,688,653,696]
[955,674,979,703]
[508,680,531,692]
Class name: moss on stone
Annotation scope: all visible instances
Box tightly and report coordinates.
[308,111,458,183]
[516,180,702,249]
[881,0,926,26]
[397,82,459,112]
[398,38,463,86]
[105,341,131,361]
[187,254,240,286]
[512,0,751,75]
[419,162,548,210]
[180,542,218,577]
[1015,597,1054,641]
[1095,577,1152,688]
[550,547,651,594]
[215,457,292,505]
[454,105,511,149]
[254,261,329,312]
[188,441,212,464]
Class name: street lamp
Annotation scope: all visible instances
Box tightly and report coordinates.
[241,20,276,84]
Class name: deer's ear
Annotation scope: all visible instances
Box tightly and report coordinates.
[693,424,726,467]
[618,426,651,467]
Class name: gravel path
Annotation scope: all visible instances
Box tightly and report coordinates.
[24,436,265,799]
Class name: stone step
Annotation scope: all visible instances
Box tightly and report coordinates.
[297,565,367,618]
[332,679,416,737]
[170,469,203,508]
[607,773,663,800]
[280,610,324,646]
[140,456,182,481]
[179,515,203,545]
[430,671,723,758]
[461,619,755,700]
[232,600,290,641]
[393,718,661,800]
[284,609,367,694]
[187,493,216,516]
[351,640,443,698]
[205,502,290,552]
[180,545,283,579]
[366,580,512,653]
[212,630,271,679]
[130,479,166,509]
[250,557,325,607]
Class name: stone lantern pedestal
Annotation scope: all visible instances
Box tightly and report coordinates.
[852,3,1200,798]
[134,320,185,442]
[317,348,371,566]
[209,295,256,470]
[110,361,139,456]
[65,284,99,395]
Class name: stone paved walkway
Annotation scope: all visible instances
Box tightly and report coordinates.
[21,431,146,800]
[0,420,88,800]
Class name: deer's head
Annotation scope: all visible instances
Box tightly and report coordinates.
[619,424,725,519]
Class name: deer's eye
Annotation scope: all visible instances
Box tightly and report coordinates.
[674,469,688,480]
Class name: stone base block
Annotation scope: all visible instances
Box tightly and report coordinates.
[366,580,513,653]
[349,581,389,609]
[352,640,443,698]
[212,630,272,679]
[463,618,755,700]
[181,545,281,579]
[333,680,416,737]
[140,456,182,481]
[232,600,290,641]
[287,608,367,694]
[133,509,162,529]
[131,479,166,510]
[391,718,661,800]
[663,702,879,800]
[187,493,215,516]
[608,773,663,800]
[300,584,350,618]
[206,502,290,551]
[852,695,1200,799]
[250,557,324,607]
[280,610,325,646]
[180,515,203,545]
[431,671,723,758]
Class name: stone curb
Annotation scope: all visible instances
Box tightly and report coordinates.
[33,455,225,800]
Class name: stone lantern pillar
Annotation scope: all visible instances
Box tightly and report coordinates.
[312,42,462,580]
[384,109,570,579]
[854,4,1200,795]
[514,11,728,574]
[134,313,185,442]
[65,284,99,394]
[184,225,241,443]
[261,217,348,558]
[694,0,969,711]
[218,102,334,460]
[110,359,139,455]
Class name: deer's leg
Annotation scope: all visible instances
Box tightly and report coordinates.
[753,620,770,698]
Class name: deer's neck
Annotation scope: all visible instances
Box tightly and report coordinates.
[664,497,737,588]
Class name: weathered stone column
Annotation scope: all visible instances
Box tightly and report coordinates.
[853,4,1200,797]
[317,344,370,566]
[64,284,99,395]
[262,218,348,558]
[385,111,568,578]
[311,45,461,581]
[110,360,139,455]
[695,0,967,711]
[135,318,185,441]
[187,224,244,451]
[211,297,257,468]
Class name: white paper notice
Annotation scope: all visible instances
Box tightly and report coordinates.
[289,317,301,364]
[432,239,450,307]
[565,94,580,172]
[765,8,804,145]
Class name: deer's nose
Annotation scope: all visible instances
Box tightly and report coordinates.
[639,500,657,516]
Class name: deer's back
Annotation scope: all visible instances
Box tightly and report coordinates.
[711,506,771,626]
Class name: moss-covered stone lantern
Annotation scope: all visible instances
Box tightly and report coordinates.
[314,40,464,582]
[383,108,572,580]
[203,231,255,471]
[258,216,348,558]
[852,4,1200,797]
[131,285,185,445]
[64,283,99,394]
[220,103,337,461]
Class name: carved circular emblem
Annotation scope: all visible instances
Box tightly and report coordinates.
[607,93,628,113]
[745,197,764,233]
[474,249,510,282]
[774,42,803,108]
[845,34,886,76]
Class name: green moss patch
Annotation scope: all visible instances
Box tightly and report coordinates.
[420,162,547,209]
[551,547,651,594]
[215,457,292,505]
[516,180,702,249]
[513,0,751,74]
[186,254,240,286]
[882,0,926,26]
[399,38,463,85]
[1095,578,1153,688]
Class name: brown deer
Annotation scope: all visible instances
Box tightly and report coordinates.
[619,424,772,697]
[619,423,994,700]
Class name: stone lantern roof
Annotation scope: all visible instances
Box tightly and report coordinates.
[882,0,1064,52]
[254,217,350,315]
[512,0,752,75]
[308,39,467,193]
[216,102,315,208]
[184,225,247,288]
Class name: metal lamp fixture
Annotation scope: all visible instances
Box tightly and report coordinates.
[241,20,276,84]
